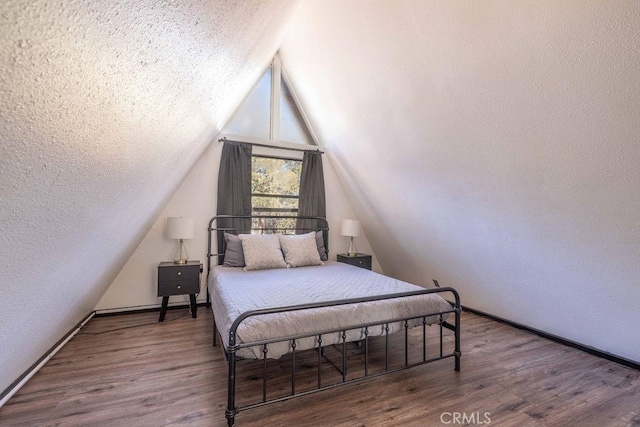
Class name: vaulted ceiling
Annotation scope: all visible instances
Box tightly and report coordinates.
[2,0,640,395]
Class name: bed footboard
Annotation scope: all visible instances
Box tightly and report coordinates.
[223,287,461,427]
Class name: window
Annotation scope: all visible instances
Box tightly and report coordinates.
[223,54,316,146]
[251,155,302,232]
[223,68,272,140]
[221,53,318,232]
[280,77,314,145]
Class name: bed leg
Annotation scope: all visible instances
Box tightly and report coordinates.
[226,334,237,427]
[454,304,462,372]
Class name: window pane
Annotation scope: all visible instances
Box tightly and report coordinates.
[252,196,298,211]
[251,156,301,233]
[224,68,271,139]
[251,215,297,234]
[252,157,301,196]
[280,78,314,145]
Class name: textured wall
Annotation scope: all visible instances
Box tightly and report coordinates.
[280,1,640,361]
[0,0,300,392]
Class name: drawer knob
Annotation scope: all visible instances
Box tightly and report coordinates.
[177,285,181,289]
[358,261,362,264]
[177,272,182,276]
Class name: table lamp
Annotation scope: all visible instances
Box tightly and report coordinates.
[341,219,361,256]
[167,217,194,264]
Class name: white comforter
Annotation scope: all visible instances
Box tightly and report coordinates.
[209,261,453,359]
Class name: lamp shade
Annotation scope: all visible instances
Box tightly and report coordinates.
[341,219,361,237]
[166,217,194,240]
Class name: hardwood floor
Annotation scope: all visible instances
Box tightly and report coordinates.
[1,308,639,426]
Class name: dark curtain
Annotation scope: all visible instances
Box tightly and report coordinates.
[296,150,326,233]
[216,141,252,255]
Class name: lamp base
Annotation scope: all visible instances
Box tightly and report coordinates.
[347,237,357,257]
[173,239,189,265]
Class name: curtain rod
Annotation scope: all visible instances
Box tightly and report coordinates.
[219,137,324,154]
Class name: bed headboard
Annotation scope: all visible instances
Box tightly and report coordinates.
[206,215,329,274]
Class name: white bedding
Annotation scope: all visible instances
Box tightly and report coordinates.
[209,261,452,359]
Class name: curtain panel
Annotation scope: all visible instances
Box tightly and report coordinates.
[296,150,326,237]
[216,141,253,255]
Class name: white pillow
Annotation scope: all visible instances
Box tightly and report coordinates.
[239,234,287,271]
[279,232,324,268]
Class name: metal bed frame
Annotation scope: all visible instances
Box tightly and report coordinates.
[207,215,461,427]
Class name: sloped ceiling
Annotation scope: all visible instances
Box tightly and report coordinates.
[0,0,300,391]
[280,1,640,361]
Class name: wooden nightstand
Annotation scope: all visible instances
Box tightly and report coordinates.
[337,253,372,270]
[157,261,201,322]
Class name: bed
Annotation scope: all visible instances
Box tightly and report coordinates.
[206,215,461,427]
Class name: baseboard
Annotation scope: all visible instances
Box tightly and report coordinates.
[0,311,95,408]
[94,302,208,317]
[462,305,640,371]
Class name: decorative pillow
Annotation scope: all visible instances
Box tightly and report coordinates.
[239,234,287,271]
[280,232,324,268]
[223,233,245,267]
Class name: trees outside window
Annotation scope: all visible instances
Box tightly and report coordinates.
[251,156,301,232]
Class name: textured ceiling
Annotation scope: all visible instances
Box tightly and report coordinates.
[280,0,640,362]
[0,0,300,391]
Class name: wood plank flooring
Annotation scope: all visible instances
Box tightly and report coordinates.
[1,308,639,426]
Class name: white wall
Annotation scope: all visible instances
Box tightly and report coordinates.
[96,137,379,311]
[0,0,301,393]
[280,1,640,362]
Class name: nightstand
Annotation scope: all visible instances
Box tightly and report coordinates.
[337,253,372,270]
[157,260,201,322]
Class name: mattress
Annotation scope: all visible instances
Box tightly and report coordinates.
[209,261,452,359]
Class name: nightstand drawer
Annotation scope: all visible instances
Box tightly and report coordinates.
[158,279,199,296]
[337,254,372,270]
[158,264,200,282]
